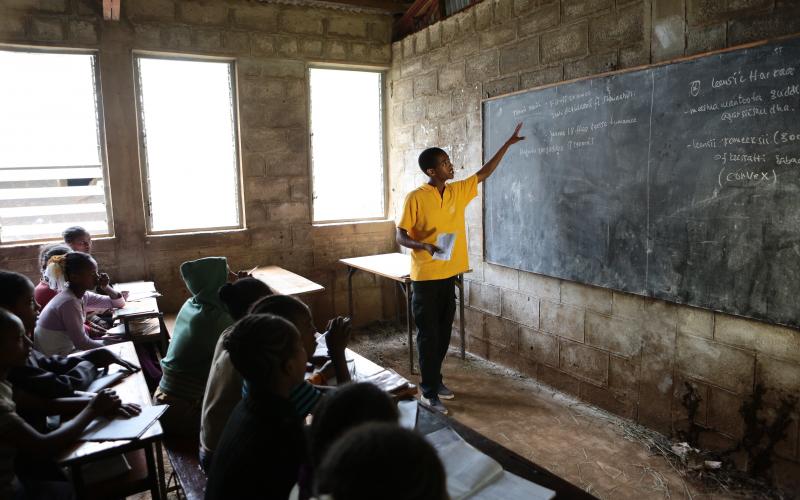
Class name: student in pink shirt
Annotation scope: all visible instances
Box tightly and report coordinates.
[33,244,70,310]
[34,253,126,356]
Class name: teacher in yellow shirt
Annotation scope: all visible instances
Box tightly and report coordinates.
[396,123,525,414]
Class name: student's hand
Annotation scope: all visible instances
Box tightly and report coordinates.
[116,403,142,418]
[325,316,351,355]
[422,243,442,256]
[88,389,121,416]
[86,322,108,336]
[505,122,526,146]
[98,273,111,289]
[81,348,141,372]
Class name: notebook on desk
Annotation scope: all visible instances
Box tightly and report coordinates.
[81,405,168,442]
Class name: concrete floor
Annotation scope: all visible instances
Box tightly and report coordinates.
[349,323,770,500]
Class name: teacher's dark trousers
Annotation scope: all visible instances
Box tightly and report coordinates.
[412,276,456,399]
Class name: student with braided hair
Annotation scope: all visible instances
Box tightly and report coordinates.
[204,314,309,500]
[33,244,70,310]
[34,252,125,356]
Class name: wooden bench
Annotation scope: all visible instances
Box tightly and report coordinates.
[163,436,207,500]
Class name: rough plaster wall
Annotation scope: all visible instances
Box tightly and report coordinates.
[387,0,800,486]
[0,0,397,326]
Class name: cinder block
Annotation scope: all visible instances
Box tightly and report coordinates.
[671,374,709,430]
[426,95,451,120]
[224,31,249,53]
[501,289,539,328]
[243,153,266,177]
[519,272,560,301]
[518,4,560,35]
[192,29,222,51]
[499,36,539,74]
[580,382,637,419]
[440,116,467,145]
[438,62,465,91]
[125,0,175,22]
[541,21,588,63]
[687,22,725,55]
[243,128,285,153]
[474,1,493,30]
[479,21,515,49]
[350,42,368,60]
[677,306,713,339]
[466,224,482,255]
[427,23,442,49]
[520,327,558,366]
[290,178,309,202]
[456,8,475,36]
[161,26,191,49]
[585,311,641,357]
[368,44,391,63]
[688,0,772,27]
[608,354,638,399]
[611,291,645,320]
[180,1,228,26]
[324,40,347,59]
[245,177,290,202]
[466,50,499,83]
[562,0,613,21]
[277,38,298,57]
[452,83,481,116]
[520,65,564,90]
[483,263,518,290]
[493,0,514,22]
[468,281,501,315]
[327,16,368,38]
[757,355,800,403]
[0,12,26,39]
[652,0,685,62]
[490,344,533,375]
[463,306,486,340]
[676,334,755,394]
[261,59,305,78]
[268,150,308,176]
[536,363,581,397]
[413,30,429,55]
[589,3,645,50]
[402,100,425,124]
[268,202,309,222]
[619,43,649,69]
[564,51,617,79]
[232,5,278,31]
[707,387,745,440]
[30,17,64,41]
[715,314,800,364]
[368,20,392,43]
[280,9,323,35]
[300,39,323,57]
[483,75,518,98]
[638,379,673,435]
[561,280,612,315]
[6,0,68,12]
[66,19,96,44]
[411,72,436,98]
[559,339,609,385]
[540,300,584,342]
[448,37,479,62]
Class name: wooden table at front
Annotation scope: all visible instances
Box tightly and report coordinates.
[339,253,467,374]
[251,265,325,296]
[59,341,166,499]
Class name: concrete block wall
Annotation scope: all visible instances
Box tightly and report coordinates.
[0,0,396,325]
[388,0,800,487]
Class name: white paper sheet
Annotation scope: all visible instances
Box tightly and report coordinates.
[398,399,418,430]
[425,427,503,499]
[432,232,456,261]
[81,405,168,441]
[470,471,555,500]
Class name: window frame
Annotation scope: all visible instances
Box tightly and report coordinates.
[0,44,114,245]
[307,63,389,225]
[132,50,245,236]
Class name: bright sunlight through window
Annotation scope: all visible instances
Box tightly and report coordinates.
[309,68,384,222]
[0,49,109,243]
[136,55,241,233]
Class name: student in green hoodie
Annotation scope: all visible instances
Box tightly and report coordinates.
[153,256,245,437]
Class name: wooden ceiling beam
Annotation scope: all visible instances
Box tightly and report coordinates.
[103,0,121,21]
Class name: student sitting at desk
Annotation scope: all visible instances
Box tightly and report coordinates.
[34,253,126,356]
[315,423,447,500]
[0,309,135,500]
[154,256,246,438]
[33,244,70,311]
[205,314,309,500]
[200,277,273,470]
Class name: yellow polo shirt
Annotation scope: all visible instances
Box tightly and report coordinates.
[397,175,478,281]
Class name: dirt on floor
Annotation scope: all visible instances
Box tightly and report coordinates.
[350,322,788,500]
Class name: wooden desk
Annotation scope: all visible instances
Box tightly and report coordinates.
[252,265,325,296]
[339,253,467,373]
[113,281,169,356]
[417,404,594,499]
[60,341,166,499]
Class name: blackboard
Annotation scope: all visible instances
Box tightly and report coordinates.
[483,37,800,328]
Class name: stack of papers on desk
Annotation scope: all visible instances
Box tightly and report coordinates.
[363,369,409,393]
[425,427,555,500]
[81,405,168,442]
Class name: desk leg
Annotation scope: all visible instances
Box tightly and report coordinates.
[156,441,167,499]
[456,274,466,360]
[146,442,161,500]
[394,281,401,324]
[347,267,357,320]
[405,282,414,374]
[70,464,86,499]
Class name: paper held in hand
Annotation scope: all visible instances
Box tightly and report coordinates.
[425,427,555,500]
[432,233,456,261]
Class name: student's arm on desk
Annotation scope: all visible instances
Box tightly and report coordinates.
[475,122,526,183]
[1,390,123,457]
[396,228,441,256]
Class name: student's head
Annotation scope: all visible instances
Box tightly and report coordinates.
[47,252,98,292]
[0,271,37,334]
[224,313,306,390]
[315,423,447,500]
[0,308,32,369]
[309,382,399,467]
[250,294,316,360]
[218,278,273,320]
[418,147,454,181]
[63,226,92,254]
[38,243,71,273]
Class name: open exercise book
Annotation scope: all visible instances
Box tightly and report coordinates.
[425,427,555,500]
[80,405,168,442]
